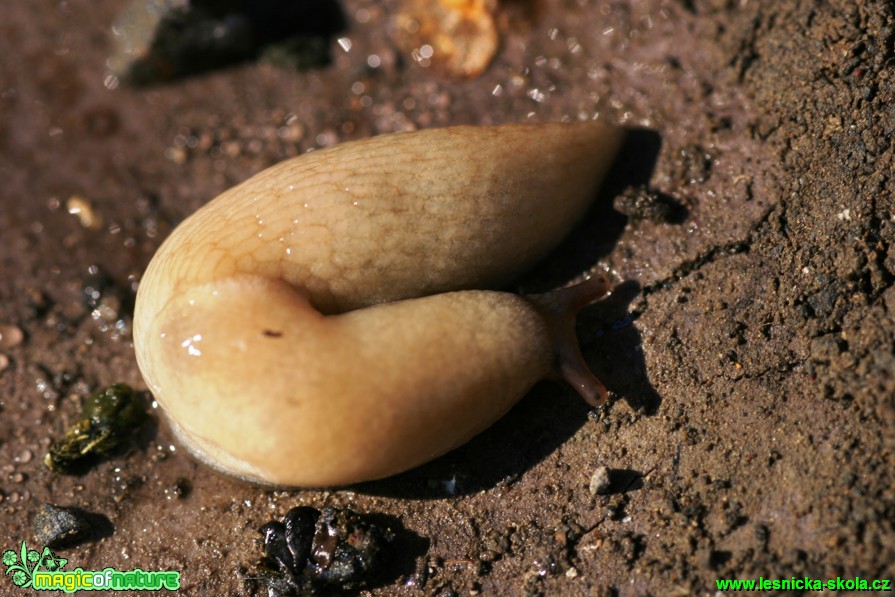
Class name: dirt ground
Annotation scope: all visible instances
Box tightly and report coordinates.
[2,0,894,595]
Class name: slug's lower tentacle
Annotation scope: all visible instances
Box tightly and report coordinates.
[526,275,612,408]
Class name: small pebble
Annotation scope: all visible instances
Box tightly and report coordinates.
[33,503,102,548]
[613,186,680,223]
[164,478,191,500]
[394,0,498,78]
[258,505,395,594]
[589,466,612,495]
[66,195,103,229]
[0,324,24,349]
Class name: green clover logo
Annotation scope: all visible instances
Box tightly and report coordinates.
[2,542,33,589]
[11,570,28,587]
[3,541,67,589]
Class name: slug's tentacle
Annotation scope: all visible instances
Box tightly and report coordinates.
[526,275,612,408]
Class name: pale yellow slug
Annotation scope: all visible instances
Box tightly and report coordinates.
[133,122,624,487]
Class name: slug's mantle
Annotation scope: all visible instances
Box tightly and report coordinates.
[133,122,625,487]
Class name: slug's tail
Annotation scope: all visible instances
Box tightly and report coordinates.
[526,275,612,408]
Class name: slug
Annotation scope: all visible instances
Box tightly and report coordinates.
[133,122,624,487]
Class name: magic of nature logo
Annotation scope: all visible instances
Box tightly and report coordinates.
[3,541,180,593]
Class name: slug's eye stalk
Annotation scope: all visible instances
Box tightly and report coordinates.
[526,275,612,408]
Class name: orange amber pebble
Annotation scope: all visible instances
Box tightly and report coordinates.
[395,0,499,78]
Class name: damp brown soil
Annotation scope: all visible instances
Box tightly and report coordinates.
[1,1,894,595]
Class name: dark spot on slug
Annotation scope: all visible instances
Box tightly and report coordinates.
[262,329,284,338]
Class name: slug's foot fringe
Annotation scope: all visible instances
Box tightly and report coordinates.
[527,275,611,408]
